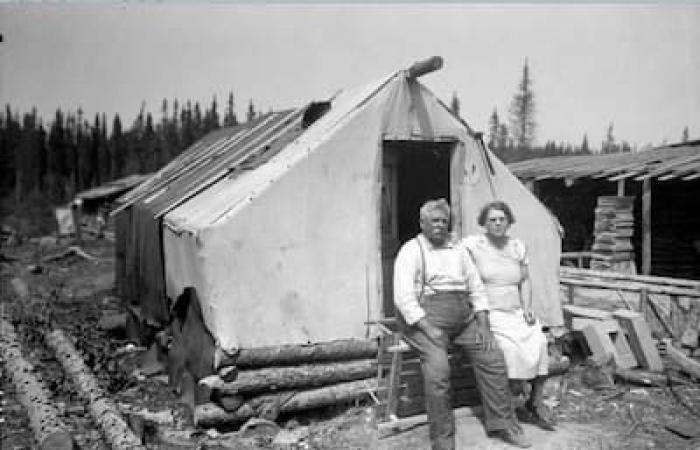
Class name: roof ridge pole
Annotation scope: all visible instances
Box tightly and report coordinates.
[406,56,443,79]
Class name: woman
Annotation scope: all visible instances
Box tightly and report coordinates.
[460,200,555,431]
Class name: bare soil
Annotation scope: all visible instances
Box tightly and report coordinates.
[2,236,700,449]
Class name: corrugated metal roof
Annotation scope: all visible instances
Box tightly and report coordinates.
[507,141,700,182]
[113,109,306,216]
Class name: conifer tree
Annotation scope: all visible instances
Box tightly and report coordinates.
[99,113,110,182]
[581,134,590,154]
[246,99,256,122]
[90,114,101,186]
[602,122,617,154]
[682,126,689,143]
[487,109,500,150]
[111,114,126,179]
[450,92,460,117]
[224,91,238,127]
[508,59,536,149]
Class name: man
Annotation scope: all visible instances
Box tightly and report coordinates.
[393,198,530,449]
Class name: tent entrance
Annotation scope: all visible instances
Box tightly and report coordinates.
[381,140,456,317]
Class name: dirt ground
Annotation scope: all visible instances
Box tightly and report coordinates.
[2,236,700,449]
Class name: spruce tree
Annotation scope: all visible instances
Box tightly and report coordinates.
[450,92,460,117]
[487,109,500,150]
[508,59,536,149]
[224,91,238,127]
[246,99,256,122]
[581,134,590,154]
[602,122,617,154]
[111,114,126,179]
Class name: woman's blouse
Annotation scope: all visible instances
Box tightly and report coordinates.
[460,234,528,311]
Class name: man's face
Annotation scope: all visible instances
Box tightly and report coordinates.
[421,209,449,246]
[484,208,509,237]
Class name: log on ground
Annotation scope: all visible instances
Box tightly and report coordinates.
[45,329,146,450]
[212,358,376,396]
[216,338,379,369]
[195,378,377,428]
[0,318,76,450]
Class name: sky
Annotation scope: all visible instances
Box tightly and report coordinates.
[1,4,699,149]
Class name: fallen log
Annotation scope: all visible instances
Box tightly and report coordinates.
[210,358,376,396]
[195,378,377,428]
[0,318,76,450]
[45,329,145,450]
[215,338,378,369]
[42,245,97,263]
[614,367,687,386]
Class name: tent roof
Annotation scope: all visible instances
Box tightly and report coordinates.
[114,72,397,224]
[164,72,397,232]
[507,140,700,182]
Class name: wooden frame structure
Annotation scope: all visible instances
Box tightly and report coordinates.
[511,140,700,277]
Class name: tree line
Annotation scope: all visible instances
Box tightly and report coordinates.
[3,62,692,209]
[0,93,263,206]
[456,60,691,163]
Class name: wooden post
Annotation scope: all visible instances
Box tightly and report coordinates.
[71,200,83,245]
[567,284,575,304]
[617,179,625,197]
[642,178,651,275]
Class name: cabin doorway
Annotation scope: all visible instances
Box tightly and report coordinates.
[380,140,457,317]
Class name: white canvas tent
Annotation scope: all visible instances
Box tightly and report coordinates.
[115,58,563,375]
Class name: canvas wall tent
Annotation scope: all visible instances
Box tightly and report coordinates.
[114,58,563,379]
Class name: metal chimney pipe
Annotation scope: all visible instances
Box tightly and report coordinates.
[406,56,443,79]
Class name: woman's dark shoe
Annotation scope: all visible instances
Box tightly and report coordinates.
[490,426,532,448]
[522,403,557,431]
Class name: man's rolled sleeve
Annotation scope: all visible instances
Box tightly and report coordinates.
[393,242,426,325]
[463,250,489,312]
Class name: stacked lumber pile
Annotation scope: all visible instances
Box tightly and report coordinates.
[591,196,635,273]
[194,339,379,428]
[560,268,700,380]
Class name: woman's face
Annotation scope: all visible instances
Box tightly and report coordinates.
[484,208,510,238]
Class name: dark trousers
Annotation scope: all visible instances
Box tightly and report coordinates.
[404,293,515,450]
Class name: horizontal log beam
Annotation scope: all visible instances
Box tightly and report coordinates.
[210,358,376,396]
[215,338,378,369]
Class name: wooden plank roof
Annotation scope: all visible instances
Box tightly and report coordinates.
[507,140,700,182]
[112,108,305,216]
[76,172,154,201]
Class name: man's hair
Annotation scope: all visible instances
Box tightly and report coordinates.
[420,198,450,222]
[477,200,516,226]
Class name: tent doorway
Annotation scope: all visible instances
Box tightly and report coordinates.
[381,140,457,317]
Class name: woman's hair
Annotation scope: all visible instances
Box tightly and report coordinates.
[420,198,450,223]
[477,200,516,226]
